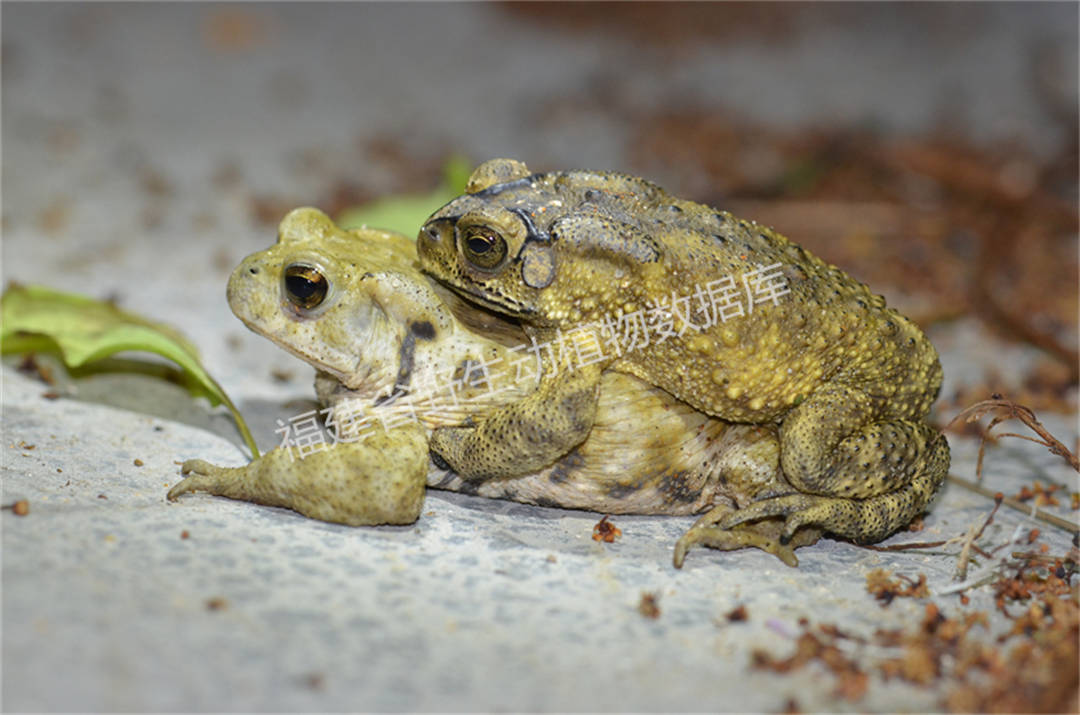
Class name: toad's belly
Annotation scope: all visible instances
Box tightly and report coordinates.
[428,373,790,516]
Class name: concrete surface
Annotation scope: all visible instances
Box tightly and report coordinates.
[3,3,1077,712]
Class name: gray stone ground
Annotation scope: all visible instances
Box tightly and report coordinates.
[2,3,1077,712]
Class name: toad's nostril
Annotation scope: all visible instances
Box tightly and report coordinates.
[423,226,440,243]
[249,267,259,275]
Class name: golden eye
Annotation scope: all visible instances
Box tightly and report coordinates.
[283,264,328,310]
[460,226,507,271]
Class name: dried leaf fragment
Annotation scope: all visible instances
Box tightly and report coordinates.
[726,604,749,622]
[592,515,621,543]
[1013,482,1062,507]
[638,592,660,620]
[866,568,929,605]
[205,597,228,611]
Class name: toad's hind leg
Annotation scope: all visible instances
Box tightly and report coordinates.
[719,385,950,543]
[169,425,429,526]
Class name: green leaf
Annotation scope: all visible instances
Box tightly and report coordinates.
[2,284,260,458]
[337,154,472,236]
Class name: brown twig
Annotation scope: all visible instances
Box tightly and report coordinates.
[947,474,1079,536]
[974,492,1004,539]
[860,539,949,553]
[1009,549,1080,565]
[955,495,1005,581]
[955,528,978,580]
[947,397,1080,477]
[861,496,1005,557]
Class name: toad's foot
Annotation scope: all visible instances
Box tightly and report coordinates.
[715,487,927,546]
[169,426,428,526]
[673,504,821,568]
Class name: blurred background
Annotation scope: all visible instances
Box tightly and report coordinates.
[4,2,1076,413]
[3,4,1077,712]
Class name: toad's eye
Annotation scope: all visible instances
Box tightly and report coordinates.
[284,264,328,310]
[460,226,507,271]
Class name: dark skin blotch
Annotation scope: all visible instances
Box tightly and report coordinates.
[605,481,639,500]
[548,453,584,484]
[658,470,700,505]
[411,320,436,340]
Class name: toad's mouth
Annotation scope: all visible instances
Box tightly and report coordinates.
[434,274,539,322]
[462,288,529,317]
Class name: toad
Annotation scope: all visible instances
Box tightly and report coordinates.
[169,207,821,566]
[417,159,949,548]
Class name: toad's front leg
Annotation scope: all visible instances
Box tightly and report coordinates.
[169,424,429,526]
[429,363,603,480]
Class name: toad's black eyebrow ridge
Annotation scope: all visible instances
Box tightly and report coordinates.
[510,207,550,245]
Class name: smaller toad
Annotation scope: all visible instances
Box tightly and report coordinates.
[169,208,823,567]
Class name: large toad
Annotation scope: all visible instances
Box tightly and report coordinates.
[169,207,822,566]
[417,159,950,547]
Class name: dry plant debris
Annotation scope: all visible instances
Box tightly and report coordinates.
[637,592,661,620]
[201,8,272,53]
[758,409,1076,710]
[591,515,621,543]
[752,625,869,701]
[502,3,807,52]
[948,396,1080,476]
[866,569,930,606]
[205,597,228,612]
[725,605,749,623]
[860,491,1003,570]
[752,548,1078,711]
[941,397,1080,536]
[16,354,57,386]
[1012,483,1063,508]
